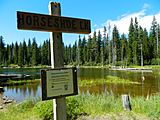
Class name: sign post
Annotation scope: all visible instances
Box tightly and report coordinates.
[48,2,66,120]
[17,1,91,120]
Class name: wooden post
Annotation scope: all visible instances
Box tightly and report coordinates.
[121,94,132,111]
[49,2,67,120]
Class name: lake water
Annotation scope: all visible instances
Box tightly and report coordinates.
[0,67,160,102]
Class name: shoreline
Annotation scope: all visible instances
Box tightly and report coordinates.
[0,93,15,110]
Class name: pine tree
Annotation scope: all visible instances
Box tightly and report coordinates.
[78,35,83,65]
[96,31,102,63]
[23,40,27,65]
[149,16,157,59]
[10,43,14,64]
[47,39,51,66]
[138,26,144,66]
[18,42,23,66]
[87,35,92,63]
[68,44,72,63]
[14,42,19,64]
[102,26,107,65]
[31,38,38,66]
[92,31,97,63]
[132,17,139,65]
[82,36,87,64]
[157,24,160,58]
[27,39,32,66]
[6,44,10,65]
[128,18,134,65]
[41,40,48,65]
[142,28,150,64]
[0,36,5,65]
[64,45,69,65]
[120,33,127,66]
[72,41,77,64]
[112,25,120,65]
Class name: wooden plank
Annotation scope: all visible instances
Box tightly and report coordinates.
[17,11,91,34]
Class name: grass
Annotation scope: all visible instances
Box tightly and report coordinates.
[0,79,40,86]
[1,93,160,120]
[78,75,140,86]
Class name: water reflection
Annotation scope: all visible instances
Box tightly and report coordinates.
[3,82,41,102]
[78,68,159,97]
[1,68,160,102]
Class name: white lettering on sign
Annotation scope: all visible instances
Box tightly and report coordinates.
[17,11,91,34]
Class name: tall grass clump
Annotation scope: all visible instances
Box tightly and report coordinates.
[0,99,41,120]
[1,93,160,119]
[66,94,123,119]
[132,94,160,119]
[33,100,53,120]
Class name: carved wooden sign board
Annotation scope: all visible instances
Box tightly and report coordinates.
[17,11,91,34]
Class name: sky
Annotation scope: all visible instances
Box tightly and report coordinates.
[0,0,160,46]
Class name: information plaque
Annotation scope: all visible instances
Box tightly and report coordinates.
[41,67,78,100]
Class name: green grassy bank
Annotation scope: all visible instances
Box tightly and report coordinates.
[78,75,140,86]
[1,93,160,120]
[0,79,40,86]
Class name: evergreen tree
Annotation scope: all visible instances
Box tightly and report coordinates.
[102,26,107,65]
[138,26,144,66]
[0,36,5,65]
[87,35,92,63]
[27,39,32,66]
[47,39,51,66]
[128,18,134,65]
[157,24,160,58]
[31,38,38,66]
[82,36,87,64]
[10,43,14,64]
[41,40,48,65]
[120,33,127,66]
[78,35,83,65]
[149,16,157,60]
[14,42,19,64]
[68,44,72,63]
[112,25,120,65]
[23,40,27,65]
[6,44,10,65]
[64,45,69,65]
[18,42,23,66]
[96,31,102,63]
[142,28,150,64]
[72,41,77,63]
[92,31,97,63]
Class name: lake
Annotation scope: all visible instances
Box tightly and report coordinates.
[0,67,160,102]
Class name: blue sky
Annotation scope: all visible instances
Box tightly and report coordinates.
[0,0,160,46]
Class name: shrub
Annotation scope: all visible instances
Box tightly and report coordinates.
[33,100,53,120]
[67,96,83,119]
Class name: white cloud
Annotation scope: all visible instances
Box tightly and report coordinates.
[142,3,150,9]
[89,4,160,38]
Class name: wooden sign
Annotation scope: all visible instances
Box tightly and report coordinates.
[17,11,91,34]
[41,67,78,100]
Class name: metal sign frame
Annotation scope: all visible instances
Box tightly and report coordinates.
[41,67,78,100]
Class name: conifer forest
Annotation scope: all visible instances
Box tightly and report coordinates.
[0,17,160,67]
